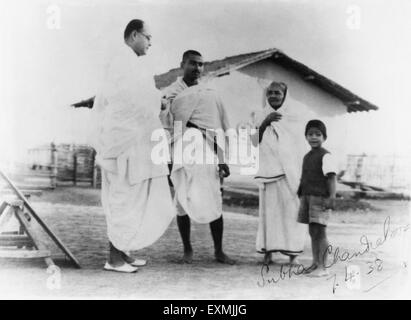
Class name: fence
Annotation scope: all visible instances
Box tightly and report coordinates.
[24,147,411,193]
[342,154,411,192]
[27,143,101,188]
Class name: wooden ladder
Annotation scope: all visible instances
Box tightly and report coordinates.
[0,200,54,266]
[0,169,81,269]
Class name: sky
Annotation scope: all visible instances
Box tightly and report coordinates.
[1,0,411,163]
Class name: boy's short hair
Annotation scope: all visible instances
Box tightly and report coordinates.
[305,119,327,139]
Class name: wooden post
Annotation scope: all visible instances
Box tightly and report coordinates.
[73,152,77,186]
[355,154,365,188]
[91,149,97,188]
[390,155,396,189]
[50,142,58,189]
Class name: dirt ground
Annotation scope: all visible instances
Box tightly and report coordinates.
[0,187,410,300]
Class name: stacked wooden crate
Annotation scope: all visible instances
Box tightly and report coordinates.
[26,143,101,188]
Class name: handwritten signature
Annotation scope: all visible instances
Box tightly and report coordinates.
[257,216,409,290]
[325,216,409,269]
[328,257,385,294]
[257,262,309,287]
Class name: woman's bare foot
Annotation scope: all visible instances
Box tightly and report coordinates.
[215,251,236,265]
[263,252,273,265]
[288,255,300,266]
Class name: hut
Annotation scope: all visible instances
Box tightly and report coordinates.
[73,48,377,114]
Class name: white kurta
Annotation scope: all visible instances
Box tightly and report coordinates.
[91,44,175,251]
[253,102,306,255]
[167,82,230,224]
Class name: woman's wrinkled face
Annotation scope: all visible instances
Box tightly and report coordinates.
[266,84,285,110]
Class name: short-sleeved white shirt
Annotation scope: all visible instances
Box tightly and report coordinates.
[322,153,338,176]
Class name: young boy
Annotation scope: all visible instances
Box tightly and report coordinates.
[297,120,337,277]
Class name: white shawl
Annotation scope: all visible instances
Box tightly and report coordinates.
[253,101,303,193]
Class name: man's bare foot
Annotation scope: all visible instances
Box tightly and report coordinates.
[302,263,318,274]
[183,250,193,264]
[215,251,236,265]
[306,268,329,277]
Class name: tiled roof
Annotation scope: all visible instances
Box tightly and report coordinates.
[72,48,378,112]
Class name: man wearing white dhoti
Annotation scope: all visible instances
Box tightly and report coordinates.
[252,81,306,265]
[91,19,175,273]
[163,50,235,264]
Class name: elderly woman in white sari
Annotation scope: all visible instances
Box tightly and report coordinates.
[252,81,306,265]
[91,20,175,273]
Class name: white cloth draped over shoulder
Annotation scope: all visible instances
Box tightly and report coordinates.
[90,44,175,251]
[253,100,306,255]
[159,77,188,132]
[168,82,231,224]
[253,101,304,193]
[162,77,188,103]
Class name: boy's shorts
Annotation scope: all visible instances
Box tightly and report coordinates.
[297,195,330,226]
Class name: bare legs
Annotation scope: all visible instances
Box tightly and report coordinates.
[210,216,235,265]
[177,215,235,265]
[263,252,299,265]
[263,252,273,265]
[176,215,193,263]
[307,223,329,277]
